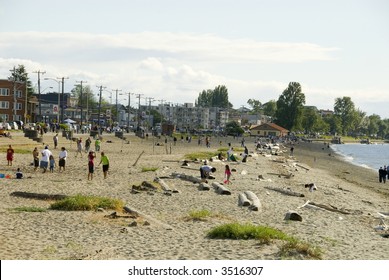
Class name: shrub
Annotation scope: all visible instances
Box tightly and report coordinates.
[50,195,124,211]
[141,167,158,172]
[11,206,47,212]
[187,209,212,221]
[207,223,292,244]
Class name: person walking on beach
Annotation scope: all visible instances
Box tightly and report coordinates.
[40,146,52,173]
[49,154,56,173]
[58,147,68,172]
[224,164,231,184]
[6,145,14,166]
[85,137,91,153]
[379,167,387,183]
[32,147,39,171]
[95,137,101,152]
[98,151,109,179]
[87,151,96,180]
[75,137,83,157]
[53,133,58,149]
[242,146,249,162]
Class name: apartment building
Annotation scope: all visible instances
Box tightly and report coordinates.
[0,79,27,122]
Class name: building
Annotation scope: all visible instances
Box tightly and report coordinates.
[0,79,27,122]
[250,123,289,137]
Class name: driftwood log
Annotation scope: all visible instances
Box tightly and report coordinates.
[132,151,145,166]
[244,191,261,211]
[211,182,231,195]
[154,177,179,194]
[154,177,171,191]
[141,181,158,191]
[171,172,202,184]
[264,186,305,197]
[284,211,303,221]
[295,163,310,171]
[299,201,351,214]
[10,191,68,201]
[238,192,251,207]
[198,182,211,191]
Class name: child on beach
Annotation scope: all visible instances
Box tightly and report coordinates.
[88,151,96,180]
[98,151,109,179]
[49,155,55,173]
[224,164,231,184]
[15,168,23,179]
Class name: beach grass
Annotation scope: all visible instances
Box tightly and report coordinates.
[207,222,322,259]
[49,194,124,211]
[184,151,219,160]
[141,167,159,172]
[10,206,47,212]
[186,209,212,221]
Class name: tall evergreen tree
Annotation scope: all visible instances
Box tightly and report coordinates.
[275,82,306,130]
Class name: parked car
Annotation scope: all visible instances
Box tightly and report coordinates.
[0,122,11,130]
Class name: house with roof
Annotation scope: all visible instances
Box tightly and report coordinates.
[250,123,289,137]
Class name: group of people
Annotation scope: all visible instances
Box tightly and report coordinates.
[32,144,109,179]
[378,165,389,183]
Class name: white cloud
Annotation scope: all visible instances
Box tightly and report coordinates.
[1,31,388,118]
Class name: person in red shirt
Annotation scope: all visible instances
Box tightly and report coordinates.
[6,145,14,166]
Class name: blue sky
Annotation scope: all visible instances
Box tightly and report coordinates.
[1,0,388,118]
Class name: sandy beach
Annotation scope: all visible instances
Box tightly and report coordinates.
[0,131,388,260]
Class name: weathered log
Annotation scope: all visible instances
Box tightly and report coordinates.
[141,181,158,191]
[238,192,251,207]
[296,163,310,171]
[244,191,261,211]
[123,206,173,230]
[154,177,171,191]
[171,172,202,184]
[132,151,145,166]
[264,186,305,197]
[198,182,210,191]
[211,182,231,195]
[284,211,303,221]
[298,201,351,214]
[10,191,68,201]
[181,166,200,171]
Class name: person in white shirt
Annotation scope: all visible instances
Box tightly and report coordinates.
[40,146,52,173]
[59,147,68,172]
[200,161,216,182]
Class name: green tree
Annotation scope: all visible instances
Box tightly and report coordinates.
[225,121,244,136]
[367,114,381,137]
[8,65,35,96]
[301,107,319,134]
[196,85,230,108]
[247,99,262,113]
[262,100,277,117]
[323,114,342,135]
[275,82,306,130]
[334,96,358,135]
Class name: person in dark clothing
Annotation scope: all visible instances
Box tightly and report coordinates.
[379,167,387,183]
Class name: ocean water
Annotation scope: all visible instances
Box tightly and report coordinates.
[331,143,389,171]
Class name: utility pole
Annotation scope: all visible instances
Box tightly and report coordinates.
[58,76,69,123]
[146,97,155,130]
[76,80,87,127]
[112,88,122,123]
[97,85,106,133]
[135,93,143,131]
[33,70,46,121]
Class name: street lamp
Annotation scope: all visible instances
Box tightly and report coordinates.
[120,92,134,131]
[58,76,69,123]
[44,77,61,123]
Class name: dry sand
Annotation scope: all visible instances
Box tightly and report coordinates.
[0,131,388,260]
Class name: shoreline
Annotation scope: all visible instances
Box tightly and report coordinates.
[1,132,388,260]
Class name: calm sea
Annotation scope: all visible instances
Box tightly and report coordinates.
[331,143,389,171]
